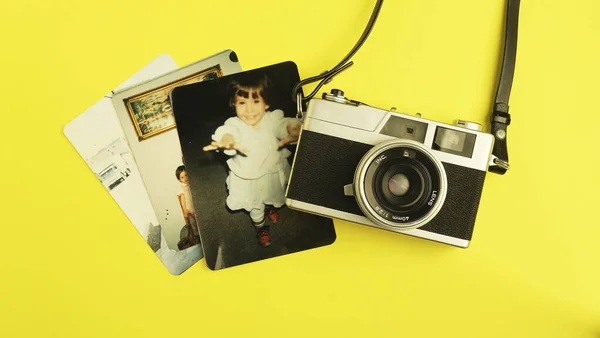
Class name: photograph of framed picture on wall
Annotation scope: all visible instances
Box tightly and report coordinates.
[110,50,243,253]
[124,65,223,141]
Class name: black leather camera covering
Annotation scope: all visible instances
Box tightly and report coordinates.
[287,130,487,242]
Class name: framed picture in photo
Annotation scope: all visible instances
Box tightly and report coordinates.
[124,65,223,141]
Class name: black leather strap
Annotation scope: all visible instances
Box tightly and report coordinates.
[489,0,520,175]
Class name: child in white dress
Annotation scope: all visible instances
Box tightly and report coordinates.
[203,74,301,247]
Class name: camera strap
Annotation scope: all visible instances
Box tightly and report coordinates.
[489,0,520,175]
[292,0,385,119]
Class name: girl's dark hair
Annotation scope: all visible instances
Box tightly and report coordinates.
[227,72,272,109]
[175,165,186,181]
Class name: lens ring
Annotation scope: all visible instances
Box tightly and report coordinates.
[365,152,438,224]
[353,139,447,230]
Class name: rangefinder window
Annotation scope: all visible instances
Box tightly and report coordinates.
[432,127,476,158]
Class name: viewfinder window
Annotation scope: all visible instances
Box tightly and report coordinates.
[380,116,428,143]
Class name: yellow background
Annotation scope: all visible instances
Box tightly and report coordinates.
[1,0,598,337]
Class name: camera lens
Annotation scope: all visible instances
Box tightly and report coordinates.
[353,139,447,230]
[374,158,431,213]
[388,173,410,196]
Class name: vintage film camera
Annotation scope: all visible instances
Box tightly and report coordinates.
[286,0,520,248]
[286,90,494,247]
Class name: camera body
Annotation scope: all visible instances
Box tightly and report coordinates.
[285,89,495,248]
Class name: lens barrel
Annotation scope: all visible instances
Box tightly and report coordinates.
[354,139,447,230]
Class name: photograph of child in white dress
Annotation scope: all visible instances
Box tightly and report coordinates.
[202,75,302,247]
[171,62,336,270]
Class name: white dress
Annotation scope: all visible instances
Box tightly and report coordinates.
[212,109,299,213]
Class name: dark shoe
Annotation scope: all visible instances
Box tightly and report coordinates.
[256,225,271,247]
